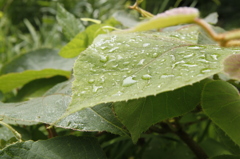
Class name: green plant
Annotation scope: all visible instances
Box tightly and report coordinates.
[1,1,240,159]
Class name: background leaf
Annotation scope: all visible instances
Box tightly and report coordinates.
[202,80,240,146]
[223,54,240,80]
[0,49,75,93]
[0,136,107,159]
[0,80,127,136]
[56,3,85,40]
[59,22,118,58]
[114,80,209,142]
[63,27,237,119]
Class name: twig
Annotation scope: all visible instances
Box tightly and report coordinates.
[45,124,57,138]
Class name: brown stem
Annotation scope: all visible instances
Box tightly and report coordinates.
[167,119,208,159]
[174,128,208,159]
[45,124,58,138]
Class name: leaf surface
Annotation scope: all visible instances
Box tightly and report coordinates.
[0,136,107,159]
[114,80,208,142]
[0,80,127,136]
[202,80,240,146]
[63,27,237,119]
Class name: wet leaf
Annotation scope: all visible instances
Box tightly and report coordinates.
[0,136,107,159]
[114,80,208,143]
[62,27,237,119]
[0,80,127,136]
[202,80,240,146]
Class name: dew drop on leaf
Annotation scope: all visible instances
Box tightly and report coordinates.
[122,76,137,87]
[160,74,175,78]
[200,68,212,73]
[93,85,103,92]
[100,55,109,63]
[152,53,158,58]
[88,79,95,84]
[143,43,150,47]
[137,59,145,66]
[141,74,152,80]
[187,45,204,50]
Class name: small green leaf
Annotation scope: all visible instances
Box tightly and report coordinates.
[0,136,107,159]
[202,80,240,146]
[114,80,208,143]
[56,4,85,40]
[0,69,70,93]
[59,24,112,58]
[0,49,75,93]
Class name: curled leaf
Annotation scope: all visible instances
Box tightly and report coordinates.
[223,53,240,80]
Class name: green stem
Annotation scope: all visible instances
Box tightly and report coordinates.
[0,120,22,142]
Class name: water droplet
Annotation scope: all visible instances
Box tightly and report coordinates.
[90,68,97,72]
[112,64,118,68]
[160,74,175,78]
[152,53,158,58]
[183,53,194,58]
[122,76,137,87]
[170,55,176,61]
[201,68,212,73]
[100,46,108,50]
[172,60,185,69]
[210,54,219,60]
[93,85,103,92]
[143,43,150,47]
[88,79,95,84]
[123,62,130,65]
[142,74,152,80]
[112,91,123,96]
[182,63,198,67]
[137,59,145,66]
[117,55,123,60]
[100,55,109,63]
[187,46,204,50]
[108,47,119,53]
[197,59,210,63]
[81,91,86,94]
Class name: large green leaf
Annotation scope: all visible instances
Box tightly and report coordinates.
[0,136,107,159]
[0,80,127,136]
[202,80,240,146]
[0,49,75,93]
[114,80,209,142]
[56,4,85,40]
[61,26,237,120]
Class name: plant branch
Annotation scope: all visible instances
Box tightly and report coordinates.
[45,124,57,138]
[168,120,208,159]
